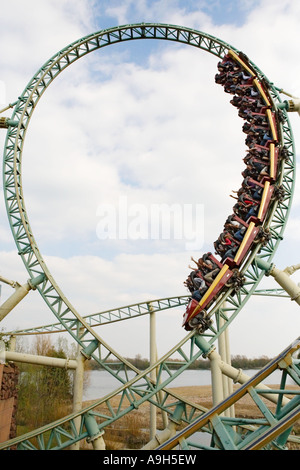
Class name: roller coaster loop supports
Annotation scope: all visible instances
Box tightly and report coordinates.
[3,349,78,369]
[155,338,300,450]
[276,88,300,116]
[194,335,291,408]
[142,403,185,450]
[256,258,300,306]
[277,99,300,116]
[0,274,45,321]
[80,338,100,360]
[84,413,105,450]
[0,117,18,128]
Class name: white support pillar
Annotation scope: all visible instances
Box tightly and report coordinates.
[0,283,32,321]
[8,335,16,352]
[149,302,157,440]
[277,92,300,116]
[218,308,234,418]
[0,274,45,321]
[84,413,106,450]
[71,348,86,450]
[256,259,300,306]
[3,350,77,369]
[208,348,290,407]
[270,264,300,305]
[224,325,235,418]
[218,319,229,415]
[148,302,168,439]
[210,346,225,407]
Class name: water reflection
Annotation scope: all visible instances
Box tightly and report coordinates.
[83,368,288,401]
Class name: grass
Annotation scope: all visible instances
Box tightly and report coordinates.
[16,385,300,450]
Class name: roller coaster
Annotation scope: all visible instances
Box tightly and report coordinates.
[0,23,300,451]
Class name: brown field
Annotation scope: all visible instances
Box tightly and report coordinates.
[82,384,300,450]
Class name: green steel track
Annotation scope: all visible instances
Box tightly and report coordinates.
[156,338,300,450]
[4,288,288,336]
[1,24,298,449]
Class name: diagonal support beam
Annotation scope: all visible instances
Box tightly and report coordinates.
[0,274,45,321]
[255,258,300,306]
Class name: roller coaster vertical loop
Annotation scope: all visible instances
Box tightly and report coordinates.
[2,23,296,348]
[1,23,298,450]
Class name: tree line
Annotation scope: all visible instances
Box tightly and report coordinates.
[89,353,272,371]
[0,330,273,435]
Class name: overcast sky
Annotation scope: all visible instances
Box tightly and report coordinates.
[0,0,300,361]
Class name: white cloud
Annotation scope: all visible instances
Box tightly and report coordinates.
[16,39,242,257]
[104,0,212,29]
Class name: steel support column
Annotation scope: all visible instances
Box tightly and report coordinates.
[0,274,45,321]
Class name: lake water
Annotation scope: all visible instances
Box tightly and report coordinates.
[83,368,285,401]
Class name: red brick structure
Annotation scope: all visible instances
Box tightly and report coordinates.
[0,363,19,443]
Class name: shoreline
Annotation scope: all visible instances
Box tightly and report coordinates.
[84,383,297,417]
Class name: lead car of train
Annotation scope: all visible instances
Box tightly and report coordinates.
[182,49,287,332]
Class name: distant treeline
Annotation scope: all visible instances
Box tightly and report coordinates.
[89,354,272,371]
